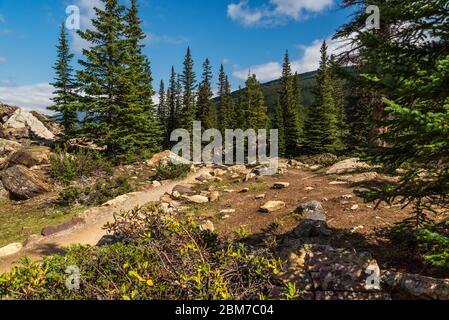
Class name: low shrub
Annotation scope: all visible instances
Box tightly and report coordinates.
[50,145,112,185]
[0,204,284,300]
[58,176,134,206]
[155,162,191,181]
[389,220,449,269]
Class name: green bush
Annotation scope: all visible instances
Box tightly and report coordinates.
[59,186,82,206]
[58,177,134,206]
[0,205,284,300]
[155,162,191,181]
[389,221,449,269]
[50,145,112,185]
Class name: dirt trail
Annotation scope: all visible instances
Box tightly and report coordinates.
[0,168,210,274]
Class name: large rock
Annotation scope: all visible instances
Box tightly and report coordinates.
[148,150,191,167]
[4,108,55,141]
[338,172,379,184]
[1,165,51,200]
[6,146,51,168]
[293,201,329,238]
[326,158,371,175]
[0,138,22,157]
[382,271,449,300]
[295,201,326,221]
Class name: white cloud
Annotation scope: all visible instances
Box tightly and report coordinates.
[232,36,347,82]
[0,56,5,64]
[0,83,54,114]
[227,0,334,27]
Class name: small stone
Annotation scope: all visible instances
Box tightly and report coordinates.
[351,225,364,233]
[152,180,161,187]
[231,173,240,179]
[239,188,249,193]
[255,194,266,200]
[224,189,235,193]
[219,209,236,214]
[351,204,359,211]
[329,181,347,185]
[199,220,215,232]
[305,186,314,191]
[222,215,230,219]
[22,226,33,234]
[340,194,354,200]
[209,191,220,202]
[260,201,286,213]
[310,165,321,171]
[273,182,290,189]
[171,190,181,199]
[245,173,256,182]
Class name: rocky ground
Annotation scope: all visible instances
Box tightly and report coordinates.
[0,102,449,300]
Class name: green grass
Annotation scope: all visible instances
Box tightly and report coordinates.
[248,182,269,192]
[0,200,86,247]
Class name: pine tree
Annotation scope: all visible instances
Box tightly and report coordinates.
[279,51,300,156]
[196,59,217,130]
[179,47,197,133]
[217,65,234,133]
[48,22,78,139]
[304,41,342,154]
[272,98,285,156]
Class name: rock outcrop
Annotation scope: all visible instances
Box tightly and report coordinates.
[148,150,191,167]
[4,108,55,141]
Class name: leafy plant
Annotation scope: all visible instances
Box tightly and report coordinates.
[0,205,283,300]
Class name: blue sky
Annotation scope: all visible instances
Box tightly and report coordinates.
[0,0,354,112]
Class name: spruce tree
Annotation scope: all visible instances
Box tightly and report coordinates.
[293,72,305,143]
[77,0,161,161]
[179,47,197,133]
[158,80,167,126]
[304,41,342,154]
[279,51,300,156]
[49,22,78,139]
[196,59,217,130]
[166,66,178,145]
[335,0,449,226]
[243,74,269,130]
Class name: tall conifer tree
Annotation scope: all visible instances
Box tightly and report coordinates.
[179,47,197,133]
[49,22,78,139]
[279,51,300,156]
[196,59,217,130]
